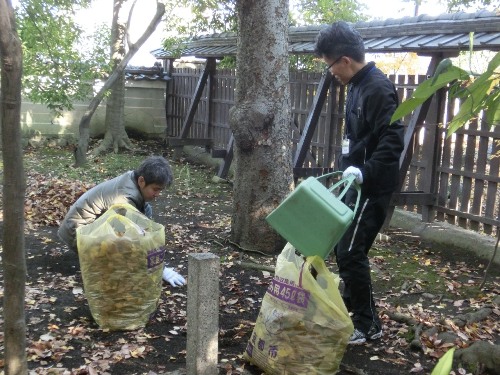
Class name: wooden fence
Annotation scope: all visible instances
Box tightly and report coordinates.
[165,68,500,237]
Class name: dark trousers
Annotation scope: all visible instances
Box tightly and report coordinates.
[334,188,391,334]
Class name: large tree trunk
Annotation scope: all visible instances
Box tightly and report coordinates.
[94,0,133,156]
[0,1,28,374]
[74,0,165,166]
[230,0,292,254]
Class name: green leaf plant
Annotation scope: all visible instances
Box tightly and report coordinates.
[15,0,111,117]
[391,35,500,138]
[430,347,456,375]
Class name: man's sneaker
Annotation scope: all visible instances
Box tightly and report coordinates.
[367,324,383,340]
[348,328,367,344]
[349,326,382,344]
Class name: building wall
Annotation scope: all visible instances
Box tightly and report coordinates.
[20,80,167,141]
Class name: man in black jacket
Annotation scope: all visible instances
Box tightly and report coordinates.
[314,21,405,344]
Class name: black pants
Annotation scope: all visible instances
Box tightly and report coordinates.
[334,188,392,334]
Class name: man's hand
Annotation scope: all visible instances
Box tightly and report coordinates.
[162,267,186,287]
[343,166,363,184]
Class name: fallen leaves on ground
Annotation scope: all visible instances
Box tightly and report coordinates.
[1,146,498,375]
[24,171,95,228]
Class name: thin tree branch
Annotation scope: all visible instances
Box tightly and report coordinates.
[74,0,165,166]
[479,224,499,289]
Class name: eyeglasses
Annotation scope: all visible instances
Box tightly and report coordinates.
[325,56,343,72]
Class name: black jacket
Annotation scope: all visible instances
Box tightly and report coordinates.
[340,62,405,196]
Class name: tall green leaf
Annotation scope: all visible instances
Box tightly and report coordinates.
[430,347,455,375]
[391,66,468,124]
[486,50,500,73]
[447,77,498,135]
[446,50,500,133]
[15,0,109,116]
[484,89,500,127]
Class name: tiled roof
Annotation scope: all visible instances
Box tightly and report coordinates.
[151,10,500,59]
[124,64,170,81]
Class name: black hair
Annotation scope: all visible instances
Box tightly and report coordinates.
[314,21,365,63]
[134,156,173,186]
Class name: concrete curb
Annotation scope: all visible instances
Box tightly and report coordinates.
[390,209,499,266]
[181,146,235,178]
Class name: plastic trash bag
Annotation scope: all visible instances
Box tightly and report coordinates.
[244,243,353,374]
[76,203,166,330]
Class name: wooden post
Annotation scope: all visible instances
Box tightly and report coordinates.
[206,57,217,153]
[217,135,234,179]
[293,71,333,170]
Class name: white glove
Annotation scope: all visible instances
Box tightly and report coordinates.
[162,267,186,287]
[343,166,363,184]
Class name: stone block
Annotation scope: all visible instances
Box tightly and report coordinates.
[186,253,220,375]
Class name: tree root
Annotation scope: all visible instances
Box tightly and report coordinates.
[454,341,500,375]
[384,301,500,375]
[339,363,368,374]
[386,299,496,332]
[384,311,423,351]
[235,261,275,273]
[92,134,135,156]
[410,323,424,351]
[212,235,273,257]
[453,307,493,328]
[385,311,418,326]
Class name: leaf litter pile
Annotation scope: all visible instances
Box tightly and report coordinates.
[0,143,499,375]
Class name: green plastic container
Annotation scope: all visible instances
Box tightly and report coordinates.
[266,172,360,258]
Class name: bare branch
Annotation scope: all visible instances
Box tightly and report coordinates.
[125,0,138,47]
[74,0,166,166]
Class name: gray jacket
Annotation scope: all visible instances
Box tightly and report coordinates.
[58,171,146,252]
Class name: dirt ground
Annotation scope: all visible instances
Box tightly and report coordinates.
[1,145,499,375]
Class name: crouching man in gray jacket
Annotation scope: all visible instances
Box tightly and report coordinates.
[58,155,186,287]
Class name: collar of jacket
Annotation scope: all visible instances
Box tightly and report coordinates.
[349,61,376,86]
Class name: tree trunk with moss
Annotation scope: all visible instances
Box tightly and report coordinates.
[230,0,293,254]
